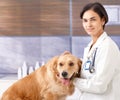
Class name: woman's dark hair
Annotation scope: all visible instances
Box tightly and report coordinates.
[80,2,108,29]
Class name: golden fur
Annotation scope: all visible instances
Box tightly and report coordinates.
[1,53,82,100]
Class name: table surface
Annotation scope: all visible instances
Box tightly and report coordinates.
[0,74,17,97]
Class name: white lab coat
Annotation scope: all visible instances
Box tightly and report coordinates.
[67,32,120,100]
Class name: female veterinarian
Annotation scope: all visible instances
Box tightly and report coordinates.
[70,2,120,100]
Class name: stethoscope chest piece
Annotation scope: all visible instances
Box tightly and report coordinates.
[84,48,98,73]
[89,67,95,73]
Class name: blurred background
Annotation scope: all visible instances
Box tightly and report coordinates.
[0,0,120,78]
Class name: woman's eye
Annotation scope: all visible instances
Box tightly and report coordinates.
[91,18,96,21]
[83,19,87,22]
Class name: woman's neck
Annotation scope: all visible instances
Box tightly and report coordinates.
[91,30,104,46]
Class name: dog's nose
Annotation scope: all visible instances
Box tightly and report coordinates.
[62,71,68,77]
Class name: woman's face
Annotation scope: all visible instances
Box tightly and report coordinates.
[82,10,105,37]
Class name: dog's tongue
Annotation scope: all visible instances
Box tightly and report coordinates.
[62,78,70,85]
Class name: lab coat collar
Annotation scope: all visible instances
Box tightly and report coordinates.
[84,32,108,57]
[87,32,108,49]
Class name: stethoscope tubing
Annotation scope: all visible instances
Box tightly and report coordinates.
[89,48,98,73]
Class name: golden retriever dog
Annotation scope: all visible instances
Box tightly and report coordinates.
[1,52,82,100]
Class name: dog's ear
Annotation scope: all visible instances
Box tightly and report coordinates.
[76,58,82,78]
[46,56,59,73]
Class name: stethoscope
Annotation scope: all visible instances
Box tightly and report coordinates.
[84,48,98,73]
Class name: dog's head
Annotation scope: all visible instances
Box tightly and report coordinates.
[47,52,82,86]
[55,52,82,86]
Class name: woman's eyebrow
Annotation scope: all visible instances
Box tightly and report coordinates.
[83,16,96,20]
[90,16,96,19]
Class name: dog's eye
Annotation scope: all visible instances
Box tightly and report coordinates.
[69,62,74,66]
[59,62,63,66]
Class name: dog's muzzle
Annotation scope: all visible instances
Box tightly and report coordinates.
[62,71,68,78]
[57,71,76,86]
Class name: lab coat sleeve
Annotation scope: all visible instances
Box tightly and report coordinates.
[74,42,120,94]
